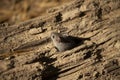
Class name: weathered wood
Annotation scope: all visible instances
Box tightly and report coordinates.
[0,0,120,80]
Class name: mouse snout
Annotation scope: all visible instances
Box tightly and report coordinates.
[51,34,55,39]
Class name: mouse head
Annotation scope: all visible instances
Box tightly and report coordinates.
[50,32,62,42]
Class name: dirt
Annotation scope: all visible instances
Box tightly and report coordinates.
[0,0,120,80]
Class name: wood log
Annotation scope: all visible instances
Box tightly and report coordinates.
[0,0,120,80]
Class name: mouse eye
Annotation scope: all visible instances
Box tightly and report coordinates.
[52,35,55,38]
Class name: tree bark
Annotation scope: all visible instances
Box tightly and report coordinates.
[0,0,120,80]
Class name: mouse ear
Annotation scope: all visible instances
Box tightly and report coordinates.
[56,36,61,42]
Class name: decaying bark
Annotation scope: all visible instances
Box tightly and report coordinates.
[0,0,120,80]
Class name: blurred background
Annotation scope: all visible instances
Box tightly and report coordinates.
[0,0,70,25]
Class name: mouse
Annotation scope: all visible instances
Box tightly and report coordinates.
[50,32,77,52]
